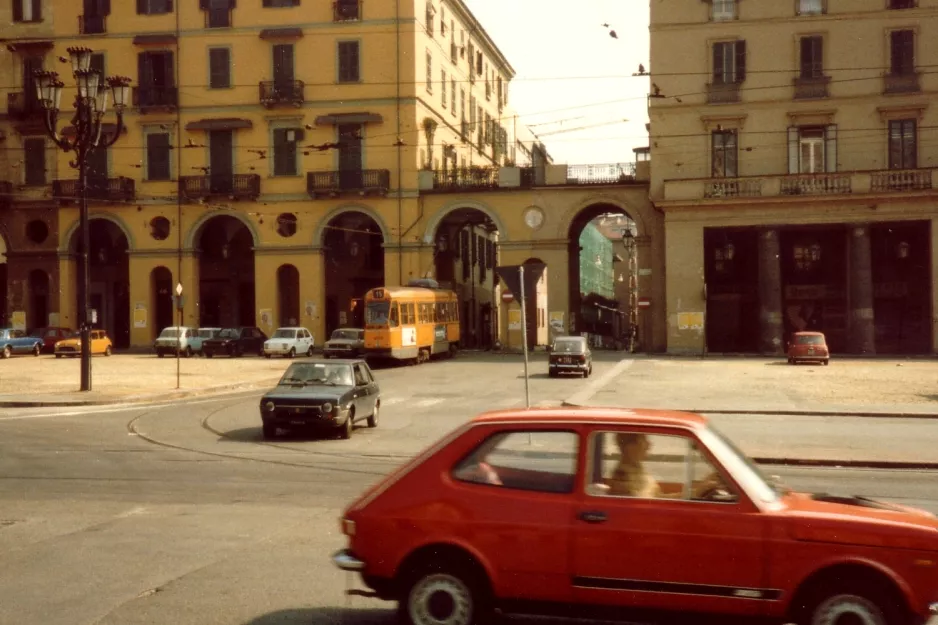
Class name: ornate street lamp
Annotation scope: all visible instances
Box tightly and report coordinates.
[35,46,131,391]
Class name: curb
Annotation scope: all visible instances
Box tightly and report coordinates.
[752,456,938,471]
[559,401,938,420]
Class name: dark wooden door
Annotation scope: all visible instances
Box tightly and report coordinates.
[272,44,294,94]
[86,148,109,199]
[337,123,362,189]
[209,130,233,193]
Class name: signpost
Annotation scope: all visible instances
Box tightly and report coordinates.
[495,263,547,409]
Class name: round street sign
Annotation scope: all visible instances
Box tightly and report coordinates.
[501,291,515,303]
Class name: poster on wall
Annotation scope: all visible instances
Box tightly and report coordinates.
[10,311,25,331]
[339,311,347,325]
[305,301,316,319]
[48,312,59,327]
[402,327,417,346]
[549,311,565,335]
[133,304,147,329]
[677,312,705,331]
[508,309,522,331]
[260,309,273,328]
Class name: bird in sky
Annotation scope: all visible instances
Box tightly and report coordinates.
[638,63,646,75]
[609,30,618,39]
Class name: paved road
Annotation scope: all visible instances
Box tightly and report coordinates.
[1,355,936,625]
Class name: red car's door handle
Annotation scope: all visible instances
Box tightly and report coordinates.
[578,510,607,524]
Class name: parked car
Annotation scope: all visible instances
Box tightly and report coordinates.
[322,328,365,358]
[259,359,379,440]
[263,327,315,359]
[153,326,196,358]
[202,326,268,358]
[29,326,73,354]
[189,327,222,355]
[788,331,830,365]
[332,407,938,625]
[548,335,592,377]
[0,328,44,358]
[54,330,112,357]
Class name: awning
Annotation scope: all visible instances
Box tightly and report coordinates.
[5,40,54,52]
[315,112,384,125]
[259,27,303,39]
[132,34,178,45]
[185,118,253,131]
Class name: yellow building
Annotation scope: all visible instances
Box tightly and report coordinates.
[651,0,938,355]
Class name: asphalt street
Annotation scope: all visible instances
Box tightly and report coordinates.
[1,353,936,625]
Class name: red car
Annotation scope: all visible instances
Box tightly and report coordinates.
[333,408,938,625]
[29,326,73,354]
[788,331,830,365]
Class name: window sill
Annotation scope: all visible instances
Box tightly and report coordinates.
[13,19,44,23]
[337,79,363,85]
[142,178,175,183]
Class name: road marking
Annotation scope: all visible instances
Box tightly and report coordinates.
[563,358,636,407]
[414,398,445,408]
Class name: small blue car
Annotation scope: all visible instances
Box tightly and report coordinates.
[0,328,44,359]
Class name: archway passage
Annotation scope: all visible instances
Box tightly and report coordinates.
[568,205,637,350]
[277,264,300,327]
[197,215,255,328]
[71,219,131,348]
[151,266,174,338]
[28,269,49,331]
[323,212,384,335]
[433,207,498,349]
[0,234,7,327]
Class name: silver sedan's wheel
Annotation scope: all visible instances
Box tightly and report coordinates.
[811,593,886,625]
[367,402,379,428]
[407,573,474,625]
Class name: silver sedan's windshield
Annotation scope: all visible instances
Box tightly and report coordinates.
[280,363,354,386]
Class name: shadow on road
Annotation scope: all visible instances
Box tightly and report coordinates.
[242,607,394,625]
[215,426,349,444]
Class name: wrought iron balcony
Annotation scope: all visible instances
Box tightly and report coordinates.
[793,75,830,100]
[78,14,106,34]
[565,163,636,185]
[259,80,305,108]
[52,177,136,203]
[333,0,360,21]
[871,169,932,192]
[307,169,390,197]
[7,92,44,120]
[883,72,920,94]
[432,167,498,191]
[0,181,12,209]
[179,174,261,200]
[706,81,741,104]
[132,86,178,111]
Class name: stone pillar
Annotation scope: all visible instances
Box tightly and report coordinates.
[757,229,784,354]
[848,224,875,354]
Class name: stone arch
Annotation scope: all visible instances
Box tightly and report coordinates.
[185,210,260,250]
[556,194,647,241]
[422,199,510,244]
[60,213,136,254]
[313,204,391,247]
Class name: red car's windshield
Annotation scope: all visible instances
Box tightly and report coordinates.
[795,335,825,345]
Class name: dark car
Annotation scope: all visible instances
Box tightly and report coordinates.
[548,335,592,378]
[29,326,73,353]
[259,359,380,440]
[322,328,365,358]
[202,327,268,358]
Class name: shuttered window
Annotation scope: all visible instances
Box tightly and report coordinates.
[209,48,230,88]
[273,128,303,176]
[711,131,737,178]
[146,133,171,181]
[890,30,914,75]
[888,120,917,170]
[24,137,46,186]
[13,0,42,22]
[799,36,823,79]
[712,40,746,84]
[338,41,360,83]
[137,0,173,14]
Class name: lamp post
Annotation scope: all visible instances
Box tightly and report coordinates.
[621,227,637,352]
[35,47,131,392]
[175,282,183,390]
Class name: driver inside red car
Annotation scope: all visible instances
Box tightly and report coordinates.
[606,433,725,499]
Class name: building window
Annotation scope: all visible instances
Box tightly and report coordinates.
[426,51,433,93]
[712,41,746,84]
[797,0,825,15]
[338,41,360,83]
[711,0,736,21]
[262,0,299,6]
[146,132,171,181]
[12,0,42,22]
[711,131,737,178]
[888,0,916,8]
[441,70,447,107]
[451,78,456,116]
[24,137,46,186]
[203,0,232,28]
[137,51,175,106]
[799,127,825,173]
[888,119,917,169]
[208,48,230,88]
[425,2,435,35]
[137,0,173,14]
[890,30,914,75]
[273,128,303,176]
[799,36,823,78]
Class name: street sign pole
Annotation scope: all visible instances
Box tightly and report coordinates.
[519,264,531,408]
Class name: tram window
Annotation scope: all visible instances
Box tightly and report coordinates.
[403,303,415,324]
[390,303,400,328]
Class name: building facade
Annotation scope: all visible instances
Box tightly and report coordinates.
[651,0,938,355]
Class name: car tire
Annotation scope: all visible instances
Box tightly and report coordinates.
[788,358,794,365]
[1,346,10,359]
[55,354,62,359]
[157,352,165,358]
[341,409,354,439]
[33,344,41,357]
[104,346,112,357]
[307,346,314,357]
[205,352,213,358]
[367,402,379,428]
[795,582,901,625]
[823,359,830,366]
[400,563,491,625]
[265,354,271,359]
[262,422,277,440]
[549,369,557,378]
[185,347,193,358]
[288,347,296,359]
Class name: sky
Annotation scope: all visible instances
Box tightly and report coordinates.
[464,0,651,166]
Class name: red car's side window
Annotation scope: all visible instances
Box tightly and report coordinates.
[452,430,578,494]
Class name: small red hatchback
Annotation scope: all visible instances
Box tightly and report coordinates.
[787,331,830,366]
[333,408,938,625]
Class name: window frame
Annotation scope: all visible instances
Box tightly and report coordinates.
[23,136,47,186]
[889,29,915,76]
[137,0,173,15]
[208,46,231,89]
[337,39,361,84]
[710,129,738,178]
[796,0,825,15]
[799,35,823,79]
[272,126,304,177]
[710,0,736,21]
[712,40,746,84]
[144,130,172,181]
[888,119,917,169]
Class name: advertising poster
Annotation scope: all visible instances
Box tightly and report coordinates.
[508,309,522,331]
[549,311,565,334]
[11,311,25,331]
[133,303,147,329]
[677,312,705,330]
[305,301,316,319]
[260,308,273,328]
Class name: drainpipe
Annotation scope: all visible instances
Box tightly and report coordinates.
[175,1,183,328]
[396,0,403,285]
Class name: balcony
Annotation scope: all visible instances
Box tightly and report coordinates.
[431,167,499,191]
[179,174,260,201]
[7,92,44,121]
[132,86,178,112]
[307,169,390,198]
[78,14,106,34]
[259,80,305,108]
[333,0,360,21]
[793,75,830,100]
[565,163,636,185]
[706,81,741,104]
[52,177,135,203]
[883,72,920,94]
[663,169,938,203]
[0,181,12,209]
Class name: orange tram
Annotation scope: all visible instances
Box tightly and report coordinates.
[362,279,460,364]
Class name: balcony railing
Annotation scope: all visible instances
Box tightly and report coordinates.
[132,86,178,110]
[432,167,498,191]
[780,173,852,195]
[333,0,360,21]
[565,163,636,185]
[706,81,741,104]
[53,177,135,203]
[7,92,44,120]
[307,169,390,197]
[78,14,106,34]
[793,75,830,100]
[259,80,305,108]
[0,181,12,209]
[179,174,260,200]
[883,72,920,94]
[705,178,763,198]
[871,169,932,192]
